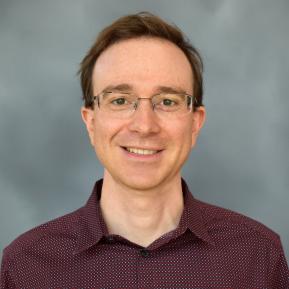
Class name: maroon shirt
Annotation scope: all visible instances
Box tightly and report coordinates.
[1,179,288,288]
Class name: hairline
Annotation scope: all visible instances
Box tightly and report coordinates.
[91,36,194,97]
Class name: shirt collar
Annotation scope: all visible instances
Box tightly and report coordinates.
[74,179,214,255]
[179,179,215,246]
[74,180,107,255]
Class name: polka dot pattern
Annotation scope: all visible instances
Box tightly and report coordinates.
[1,179,288,288]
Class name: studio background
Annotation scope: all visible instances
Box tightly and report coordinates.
[0,0,288,261]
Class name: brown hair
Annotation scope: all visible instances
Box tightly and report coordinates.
[78,12,204,109]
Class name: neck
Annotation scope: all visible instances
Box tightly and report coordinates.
[100,172,184,247]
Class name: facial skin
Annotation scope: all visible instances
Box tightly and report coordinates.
[81,37,206,193]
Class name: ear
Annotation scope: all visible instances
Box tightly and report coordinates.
[80,106,96,146]
[191,106,206,146]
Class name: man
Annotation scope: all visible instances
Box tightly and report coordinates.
[1,12,288,288]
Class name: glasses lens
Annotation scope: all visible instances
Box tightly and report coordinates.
[100,92,136,111]
[153,94,190,113]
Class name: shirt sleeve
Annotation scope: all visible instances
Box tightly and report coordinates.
[269,243,289,288]
[0,251,16,289]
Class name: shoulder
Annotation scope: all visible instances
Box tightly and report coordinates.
[3,207,83,261]
[195,198,282,250]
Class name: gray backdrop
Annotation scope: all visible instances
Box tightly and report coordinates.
[0,0,288,262]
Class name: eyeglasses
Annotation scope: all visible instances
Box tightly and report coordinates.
[93,91,197,119]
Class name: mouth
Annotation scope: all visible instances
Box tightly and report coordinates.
[122,147,162,156]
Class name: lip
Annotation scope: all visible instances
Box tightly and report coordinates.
[120,146,163,160]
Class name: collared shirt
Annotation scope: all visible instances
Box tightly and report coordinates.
[1,179,288,288]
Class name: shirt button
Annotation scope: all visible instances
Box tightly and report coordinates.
[107,236,114,243]
[140,249,149,257]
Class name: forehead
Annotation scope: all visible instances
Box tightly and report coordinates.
[92,37,193,94]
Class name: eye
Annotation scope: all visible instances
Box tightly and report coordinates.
[162,98,176,106]
[112,98,127,105]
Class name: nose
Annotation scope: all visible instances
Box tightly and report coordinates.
[127,99,161,135]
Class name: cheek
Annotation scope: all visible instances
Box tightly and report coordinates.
[167,121,193,149]
[92,122,112,165]
[92,118,106,148]
[93,117,122,147]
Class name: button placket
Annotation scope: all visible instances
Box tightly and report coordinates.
[140,249,149,257]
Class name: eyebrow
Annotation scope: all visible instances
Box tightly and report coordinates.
[156,86,187,95]
[101,83,188,95]
[102,84,133,93]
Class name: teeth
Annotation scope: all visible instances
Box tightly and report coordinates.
[126,147,158,155]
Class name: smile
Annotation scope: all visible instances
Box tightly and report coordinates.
[125,147,160,155]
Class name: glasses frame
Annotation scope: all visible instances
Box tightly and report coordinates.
[92,91,198,118]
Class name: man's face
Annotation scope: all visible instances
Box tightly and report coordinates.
[81,37,205,191]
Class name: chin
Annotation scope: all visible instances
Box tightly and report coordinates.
[117,174,166,191]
